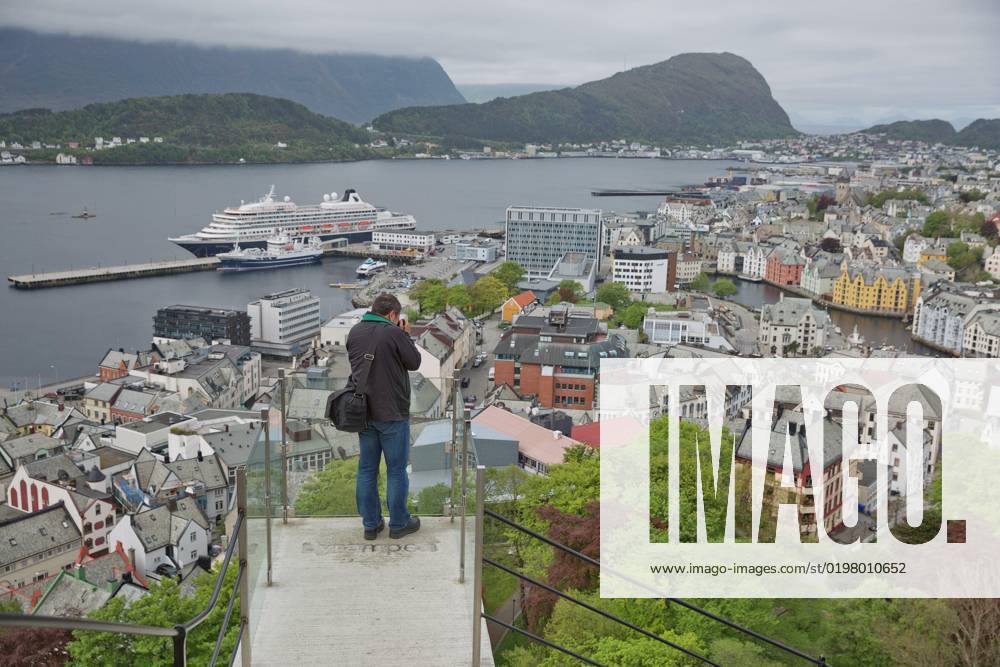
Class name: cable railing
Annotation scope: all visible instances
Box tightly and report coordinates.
[470,465,830,667]
[0,468,253,667]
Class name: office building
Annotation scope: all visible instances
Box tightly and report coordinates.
[247,288,321,357]
[612,248,676,293]
[153,305,251,346]
[505,206,603,277]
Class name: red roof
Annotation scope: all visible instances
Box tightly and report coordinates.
[509,291,536,308]
[571,416,646,448]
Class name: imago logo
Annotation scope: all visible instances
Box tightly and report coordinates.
[599,359,1000,599]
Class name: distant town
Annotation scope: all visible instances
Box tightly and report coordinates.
[2,127,999,662]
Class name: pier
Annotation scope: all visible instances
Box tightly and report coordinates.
[591,188,695,197]
[8,257,219,289]
[324,243,424,263]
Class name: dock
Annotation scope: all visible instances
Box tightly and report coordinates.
[325,243,424,263]
[8,257,219,289]
[591,188,686,197]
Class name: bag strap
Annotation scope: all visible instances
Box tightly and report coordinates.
[352,323,390,396]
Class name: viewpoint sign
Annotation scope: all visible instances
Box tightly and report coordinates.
[599,358,1000,598]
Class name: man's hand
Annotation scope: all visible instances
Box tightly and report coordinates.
[399,318,412,334]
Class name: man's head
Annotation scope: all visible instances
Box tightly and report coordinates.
[371,293,402,323]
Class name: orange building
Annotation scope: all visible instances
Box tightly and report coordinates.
[501,291,536,322]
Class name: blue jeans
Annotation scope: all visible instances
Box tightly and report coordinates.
[357,420,412,530]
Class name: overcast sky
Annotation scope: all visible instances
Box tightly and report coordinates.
[2,0,998,129]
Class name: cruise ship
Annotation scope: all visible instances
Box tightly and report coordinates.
[169,187,417,257]
[217,234,324,272]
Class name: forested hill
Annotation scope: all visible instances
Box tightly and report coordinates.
[859,118,1000,150]
[0,94,372,164]
[373,52,799,145]
[0,28,465,123]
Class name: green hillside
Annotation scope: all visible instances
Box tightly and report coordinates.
[0,93,372,164]
[859,119,957,144]
[373,52,798,145]
[955,119,1000,150]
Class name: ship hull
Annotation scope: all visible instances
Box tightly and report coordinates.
[172,229,379,257]
[218,253,323,272]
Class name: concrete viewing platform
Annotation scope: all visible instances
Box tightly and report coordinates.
[7,257,219,289]
[248,516,493,666]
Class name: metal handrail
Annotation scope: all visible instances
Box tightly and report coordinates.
[208,563,245,666]
[459,407,471,583]
[0,471,253,667]
[474,467,829,667]
[482,557,718,666]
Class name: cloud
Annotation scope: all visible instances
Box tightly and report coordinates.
[1,0,997,125]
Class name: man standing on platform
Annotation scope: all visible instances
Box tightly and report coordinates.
[347,293,423,540]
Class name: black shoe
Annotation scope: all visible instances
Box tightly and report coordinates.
[364,519,385,541]
[389,517,421,539]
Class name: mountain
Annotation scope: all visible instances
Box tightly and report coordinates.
[858,119,957,144]
[858,118,1000,149]
[373,53,798,145]
[0,28,465,124]
[457,83,566,104]
[954,119,1000,150]
[0,93,372,164]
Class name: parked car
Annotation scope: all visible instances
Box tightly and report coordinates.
[155,563,180,578]
[488,368,495,382]
[461,377,471,388]
[472,353,487,368]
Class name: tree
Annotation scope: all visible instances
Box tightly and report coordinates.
[0,626,73,666]
[66,563,241,666]
[295,458,385,516]
[620,302,648,329]
[492,261,525,291]
[819,237,842,253]
[711,279,737,298]
[556,279,583,304]
[690,273,710,292]
[409,279,447,315]
[959,189,986,203]
[596,282,631,312]
[923,211,953,238]
[446,284,472,313]
[469,276,508,316]
[415,483,452,515]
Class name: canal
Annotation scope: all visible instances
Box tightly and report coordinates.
[726,278,938,356]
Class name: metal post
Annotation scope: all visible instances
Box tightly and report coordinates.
[172,625,186,667]
[472,465,486,666]
[460,408,470,583]
[261,408,272,587]
[278,369,288,523]
[450,375,459,522]
[237,467,252,667]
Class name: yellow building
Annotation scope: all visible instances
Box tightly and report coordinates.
[917,247,948,266]
[831,263,921,313]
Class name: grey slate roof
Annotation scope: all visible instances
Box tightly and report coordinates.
[165,454,228,492]
[0,433,65,463]
[33,572,112,617]
[200,422,261,469]
[84,383,122,403]
[0,503,81,568]
[760,297,828,328]
[22,454,86,485]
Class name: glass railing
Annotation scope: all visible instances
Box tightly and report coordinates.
[244,408,282,645]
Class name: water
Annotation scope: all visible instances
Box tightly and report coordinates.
[0,158,740,386]
[728,278,933,355]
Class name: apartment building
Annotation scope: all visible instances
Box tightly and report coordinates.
[247,288,321,357]
[612,247,676,293]
[505,205,603,276]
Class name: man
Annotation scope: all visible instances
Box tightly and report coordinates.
[347,293,423,540]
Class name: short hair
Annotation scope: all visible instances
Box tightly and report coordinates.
[371,293,402,317]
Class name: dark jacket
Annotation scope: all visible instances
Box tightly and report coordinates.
[346,315,422,422]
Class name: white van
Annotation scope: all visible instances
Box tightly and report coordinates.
[488,367,495,382]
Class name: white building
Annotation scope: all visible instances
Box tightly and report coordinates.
[55,153,77,165]
[675,253,703,285]
[247,288,321,357]
[642,310,733,351]
[985,250,1000,280]
[612,247,673,293]
[742,245,770,279]
[320,308,367,348]
[758,296,828,357]
[911,285,981,355]
[505,206,603,276]
[455,242,499,262]
[371,231,436,254]
[107,498,211,577]
[963,310,1000,358]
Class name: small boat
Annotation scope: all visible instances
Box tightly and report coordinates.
[218,234,323,272]
[72,207,96,219]
[356,257,387,277]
